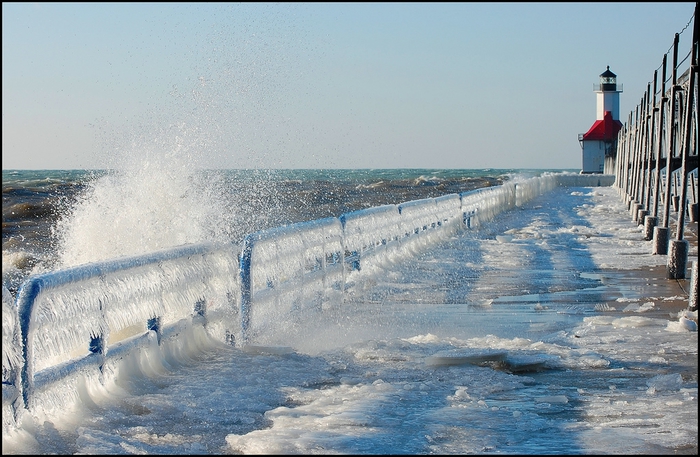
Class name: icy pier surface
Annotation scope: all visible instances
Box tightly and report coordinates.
[3,185,698,455]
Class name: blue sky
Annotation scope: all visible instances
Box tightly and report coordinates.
[2,2,696,170]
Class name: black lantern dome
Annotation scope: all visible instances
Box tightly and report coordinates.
[599,66,617,91]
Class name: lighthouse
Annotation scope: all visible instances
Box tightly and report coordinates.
[578,66,623,174]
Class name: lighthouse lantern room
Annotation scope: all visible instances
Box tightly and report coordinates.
[578,66,623,174]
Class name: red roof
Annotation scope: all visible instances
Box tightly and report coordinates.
[582,111,623,141]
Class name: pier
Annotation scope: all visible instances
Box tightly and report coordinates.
[2,4,698,454]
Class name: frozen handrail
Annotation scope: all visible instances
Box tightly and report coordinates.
[13,242,240,413]
[434,193,463,227]
[240,217,344,342]
[340,204,403,270]
[2,285,23,429]
[460,183,516,224]
[399,198,440,235]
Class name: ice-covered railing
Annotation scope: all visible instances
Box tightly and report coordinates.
[460,182,517,225]
[11,242,240,420]
[3,172,613,425]
[516,174,558,205]
[239,173,611,339]
[240,217,344,342]
[3,286,23,432]
[340,204,403,271]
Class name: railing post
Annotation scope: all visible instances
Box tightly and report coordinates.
[690,261,698,311]
[653,57,667,221]
[147,316,162,344]
[239,235,254,346]
[16,279,41,411]
[646,60,666,241]
[639,82,653,226]
[656,34,681,255]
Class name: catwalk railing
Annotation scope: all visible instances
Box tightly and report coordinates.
[613,3,698,281]
[3,173,612,430]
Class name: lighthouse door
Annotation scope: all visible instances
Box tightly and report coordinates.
[581,140,605,174]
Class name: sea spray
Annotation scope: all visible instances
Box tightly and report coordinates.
[51,5,307,268]
[53,135,236,268]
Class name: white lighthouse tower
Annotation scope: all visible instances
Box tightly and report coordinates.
[578,66,623,174]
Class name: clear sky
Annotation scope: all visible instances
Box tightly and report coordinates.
[2,2,696,170]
